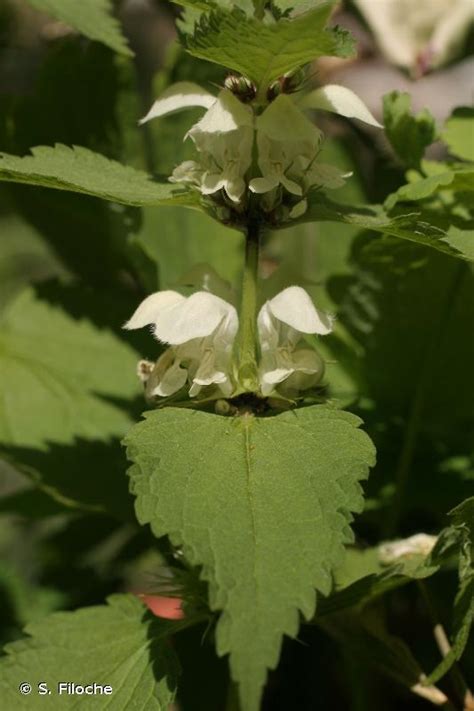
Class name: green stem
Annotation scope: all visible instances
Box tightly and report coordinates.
[236,222,260,392]
[417,581,473,711]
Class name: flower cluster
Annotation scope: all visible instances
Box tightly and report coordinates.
[140,79,381,216]
[124,286,333,401]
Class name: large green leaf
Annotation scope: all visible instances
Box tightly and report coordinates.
[125,405,375,710]
[0,287,139,448]
[26,0,133,57]
[0,287,140,517]
[184,4,354,90]
[0,594,179,708]
[0,146,198,209]
[288,193,466,260]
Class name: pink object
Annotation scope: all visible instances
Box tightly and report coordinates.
[138,594,185,620]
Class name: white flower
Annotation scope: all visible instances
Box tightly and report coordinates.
[124,290,238,398]
[379,534,438,564]
[250,88,380,201]
[257,286,333,397]
[353,0,474,73]
[140,84,253,203]
[250,95,322,197]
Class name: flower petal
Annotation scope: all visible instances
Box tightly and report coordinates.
[267,286,333,335]
[153,292,237,345]
[257,94,321,143]
[151,359,188,397]
[188,89,253,137]
[249,176,280,194]
[139,82,215,125]
[123,291,185,330]
[306,163,352,189]
[300,85,382,128]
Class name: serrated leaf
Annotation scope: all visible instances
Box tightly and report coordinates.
[0,286,140,517]
[26,0,133,57]
[185,4,355,90]
[125,405,375,710]
[287,193,465,260]
[383,91,437,168]
[0,594,179,708]
[0,287,139,448]
[442,107,474,162]
[0,145,199,209]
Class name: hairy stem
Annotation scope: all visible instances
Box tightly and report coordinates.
[236,222,260,392]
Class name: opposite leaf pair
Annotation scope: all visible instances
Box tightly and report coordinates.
[124,286,333,400]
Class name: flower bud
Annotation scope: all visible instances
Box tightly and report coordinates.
[224,74,257,103]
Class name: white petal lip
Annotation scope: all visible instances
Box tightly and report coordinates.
[154,292,238,345]
[123,290,185,330]
[267,286,333,335]
[139,82,215,125]
[300,85,383,128]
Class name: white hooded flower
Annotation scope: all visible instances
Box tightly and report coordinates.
[353,0,474,73]
[250,88,381,201]
[140,83,254,203]
[124,290,238,398]
[257,286,333,397]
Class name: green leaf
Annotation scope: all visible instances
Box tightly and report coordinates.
[385,163,474,210]
[383,91,437,168]
[0,145,199,209]
[288,193,465,260]
[26,0,133,57]
[0,594,179,708]
[0,287,139,449]
[125,405,375,710]
[184,4,355,90]
[0,286,140,517]
[442,107,474,162]
[426,498,474,684]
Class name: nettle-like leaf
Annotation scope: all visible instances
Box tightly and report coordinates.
[427,498,474,684]
[0,594,179,708]
[26,0,133,57]
[383,91,437,169]
[442,107,474,162]
[0,145,199,209]
[288,193,466,260]
[0,286,140,517]
[184,3,355,90]
[125,405,375,711]
[0,287,139,447]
